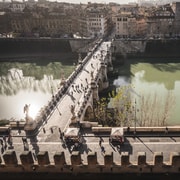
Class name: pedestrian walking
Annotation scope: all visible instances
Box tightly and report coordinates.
[3,135,6,143]
[101,146,105,154]
[99,138,102,147]
[7,134,13,146]
[0,139,3,146]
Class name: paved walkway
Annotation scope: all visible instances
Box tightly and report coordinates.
[36,41,111,142]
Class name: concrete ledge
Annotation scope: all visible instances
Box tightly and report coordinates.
[0,151,180,173]
[9,121,25,128]
[92,127,111,133]
[91,126,180,134]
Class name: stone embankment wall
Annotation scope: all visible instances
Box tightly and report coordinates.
[0,150,180,174]
[0,38,92,60]
[113,39,180,58]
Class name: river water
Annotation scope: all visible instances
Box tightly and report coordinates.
[0,60,75,121]
[112,58,180,126]
[0,57,180,126]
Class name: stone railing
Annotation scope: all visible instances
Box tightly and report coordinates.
[0,150,180,173]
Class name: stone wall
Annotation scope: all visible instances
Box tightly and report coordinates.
[113,39,180,58]
[0,150,180,174]
[0,38,93,59]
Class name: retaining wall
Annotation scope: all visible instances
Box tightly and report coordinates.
[0,150,180,174]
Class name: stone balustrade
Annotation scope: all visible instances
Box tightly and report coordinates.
[0,150,180,174]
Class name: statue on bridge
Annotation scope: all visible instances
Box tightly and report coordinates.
[60,69,66,86]
[70,105,77,122]
[23,104,36,129]
[91,71,94,80]
[70,105,75,116]
[23,104,30,118]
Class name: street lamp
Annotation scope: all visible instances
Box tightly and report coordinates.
[134,99,136,135]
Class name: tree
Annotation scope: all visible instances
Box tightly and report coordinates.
[94,85,133,127]
[94,86,175,127]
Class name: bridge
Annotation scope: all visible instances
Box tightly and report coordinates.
[23,38,113,135]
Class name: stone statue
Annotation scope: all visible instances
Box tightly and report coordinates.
[23,104,30,117]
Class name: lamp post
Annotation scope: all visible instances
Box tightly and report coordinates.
[134,99,137,135]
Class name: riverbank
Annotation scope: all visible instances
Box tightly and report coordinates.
[113,39,180,59]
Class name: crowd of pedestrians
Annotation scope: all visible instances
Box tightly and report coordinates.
[0,134,13,154]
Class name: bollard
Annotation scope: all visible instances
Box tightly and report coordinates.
[3,150,18,165]
[137,152,146,165]
[54,152,66,165]
[153,152,163,166]
[104,152,113,166]
[170,152,180,166]
[50,127,53,133]
[58,128,61,134]
[43,128,46,133]
[71,151,82,165]
[20,151,34,165]
[87,152,98,165]
[37,151,50,165]
[121,152,130,166]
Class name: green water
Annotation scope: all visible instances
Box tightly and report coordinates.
[113,60,180,126]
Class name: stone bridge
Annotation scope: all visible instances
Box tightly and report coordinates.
[24,38,113,134]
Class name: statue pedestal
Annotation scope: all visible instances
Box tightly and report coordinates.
[24,116,37,131]
[71,115,77,123]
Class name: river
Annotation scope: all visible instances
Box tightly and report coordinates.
[0,57,180,126]
[112,58,180,126]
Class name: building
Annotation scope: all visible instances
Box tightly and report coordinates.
[114,12,137,38]
[10,1,26,12]
[86,11,108,38]
[146,4,175,38]
[136,15,147,37]
[171,2,180,36]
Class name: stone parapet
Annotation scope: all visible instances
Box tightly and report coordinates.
[54,152,66,166]
[37,151,50,166]
[3,150,18,166]
[0,150,180,174]
[20,151,34,165]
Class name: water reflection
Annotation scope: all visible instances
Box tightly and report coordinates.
[113,63,180,126]
[0,68,59,95]
[132,63,180,90]
[0,68,60,120]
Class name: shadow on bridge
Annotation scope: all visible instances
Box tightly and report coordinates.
[29,136,39,160]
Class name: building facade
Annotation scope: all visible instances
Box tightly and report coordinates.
[114,12,137,38]
[171,2,180,36]
[146,5,175,38]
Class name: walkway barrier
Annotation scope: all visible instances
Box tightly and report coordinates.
[0,126,11,134]
[0,150,180,174]
[91,126,180,134]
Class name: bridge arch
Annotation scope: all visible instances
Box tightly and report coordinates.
[97,78,103,92]
[84,105,94,121]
